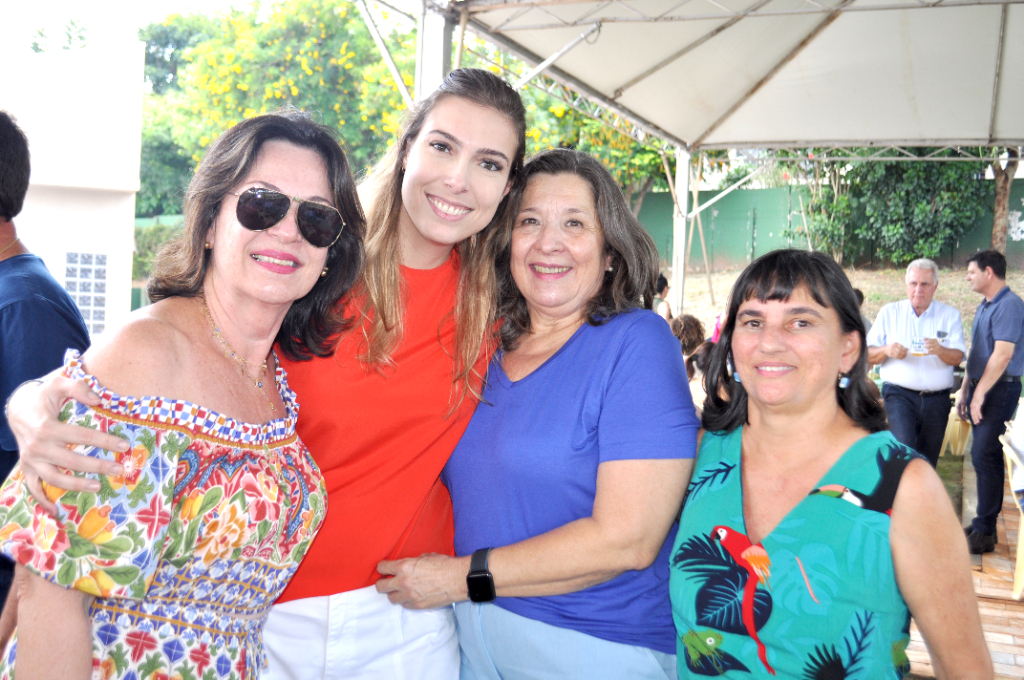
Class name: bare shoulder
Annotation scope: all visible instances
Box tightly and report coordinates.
[80,298,197,398]
[901,455,945,492]
[890,456,960,545]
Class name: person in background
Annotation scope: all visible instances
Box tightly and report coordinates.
[671,249,990,679]
[959,249,1024,554]
[0,109,363,680]
[866,258,965,467]
[0,111,90,609]
[654,273,673,321]
[685,341,713,418]
[854,287,872,333]
[375,149,698,679]
[671,314,705,358]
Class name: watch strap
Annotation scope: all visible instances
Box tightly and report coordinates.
[470,547,492,574]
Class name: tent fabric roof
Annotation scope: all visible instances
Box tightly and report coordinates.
[458,0,1024,149]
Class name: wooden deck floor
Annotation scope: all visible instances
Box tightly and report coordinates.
[908,458,1024,678]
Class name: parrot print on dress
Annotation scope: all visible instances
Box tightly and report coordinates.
[809,444,916,515]
[680,629,750,676]
[712,526,775,675]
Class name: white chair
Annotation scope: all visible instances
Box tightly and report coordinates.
[999,422,1024,599]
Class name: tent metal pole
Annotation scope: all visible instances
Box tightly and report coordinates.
[611,0,773,99]
[465,17,690,148]
[454,8,470,70]
[671,147,690,314]
[989,4,1008,143]
[689,159,715,305]
[687,166,763,219]
[357,0,414,108]
[691,7,846,148]
[512,23,600,90]
[415,0,454,99]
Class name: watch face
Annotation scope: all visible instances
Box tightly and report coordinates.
[467,571,496,603]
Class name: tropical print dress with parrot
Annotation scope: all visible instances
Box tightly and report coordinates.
[0,351,327,680]
[669,427,922,679]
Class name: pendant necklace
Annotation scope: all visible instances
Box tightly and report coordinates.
[200,295,276,412]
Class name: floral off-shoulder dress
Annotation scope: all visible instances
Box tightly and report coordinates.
[0,351,327,680]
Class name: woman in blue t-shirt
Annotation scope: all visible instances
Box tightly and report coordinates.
[375,148,700,679]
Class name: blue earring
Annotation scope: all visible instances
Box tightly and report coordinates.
[727,357,740,383]
[838,374,850,389]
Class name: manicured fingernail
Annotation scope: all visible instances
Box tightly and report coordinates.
[110,465,124,475]
[117,441,129,451]
[88,481,101,491]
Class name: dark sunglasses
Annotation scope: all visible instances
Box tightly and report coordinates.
[233,187,345,248]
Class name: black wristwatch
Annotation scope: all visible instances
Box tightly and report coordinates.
[466,547,496,603]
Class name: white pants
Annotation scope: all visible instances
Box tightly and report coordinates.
[262,585,459,680]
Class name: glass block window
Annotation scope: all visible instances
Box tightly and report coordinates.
[65,252,108,334]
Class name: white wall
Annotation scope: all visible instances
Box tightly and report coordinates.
[0,42,143,339]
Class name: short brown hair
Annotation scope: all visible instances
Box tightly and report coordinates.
[497,148,659,349]
[148,108,365,360]
[672,314,705,356]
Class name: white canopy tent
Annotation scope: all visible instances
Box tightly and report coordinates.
[458,0,1024,150]
[371,0,1024,308]
[468,0,1024,308]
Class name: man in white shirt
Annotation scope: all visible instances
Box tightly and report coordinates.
[867,258,965,466]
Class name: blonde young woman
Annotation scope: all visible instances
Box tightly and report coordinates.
[4,68,527,679]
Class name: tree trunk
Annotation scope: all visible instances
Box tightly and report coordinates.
[631,176,656,218]
[992,148,1020,254]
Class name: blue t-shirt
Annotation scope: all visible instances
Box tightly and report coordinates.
[0,254,90,467]
[967,285,1024,379]
[443,309,699,654]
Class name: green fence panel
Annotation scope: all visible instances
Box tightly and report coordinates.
[636,179,1024,273]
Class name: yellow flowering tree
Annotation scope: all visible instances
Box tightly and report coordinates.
[177,0,414,173]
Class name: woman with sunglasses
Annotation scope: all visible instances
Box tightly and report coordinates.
[4,68,525,679]
[0,110,364,680]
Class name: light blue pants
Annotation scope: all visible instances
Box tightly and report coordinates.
[454,601,676,680]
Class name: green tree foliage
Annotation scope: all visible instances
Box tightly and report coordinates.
[852,156,992,264]
[177,0,414,174]
[133,222,184,280]
[137,94,193,218]
[139,14,218,94]
[31,20,87,52]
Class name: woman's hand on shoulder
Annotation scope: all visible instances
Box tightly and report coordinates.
[375,554,471,609]
[7,374,125,513]
[890,457,993,679]
[10,306,186,514]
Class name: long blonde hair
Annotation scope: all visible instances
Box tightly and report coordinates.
[355,69,527,408]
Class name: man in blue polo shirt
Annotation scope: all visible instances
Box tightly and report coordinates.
[0,111,91,599]
[959,249,1024,554]
[868,258,965,467]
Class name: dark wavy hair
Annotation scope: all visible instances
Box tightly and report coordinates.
[147,108,365,361]
[497,148,659,349]
[702,249,887,433]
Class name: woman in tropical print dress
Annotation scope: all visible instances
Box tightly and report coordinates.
[0,110,363,679]
[669,249,991,679]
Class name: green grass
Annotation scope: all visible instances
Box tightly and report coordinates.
[936,454,964,522]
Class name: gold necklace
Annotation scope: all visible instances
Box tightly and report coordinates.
[200,296,276,412]
[0,237,19,257]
